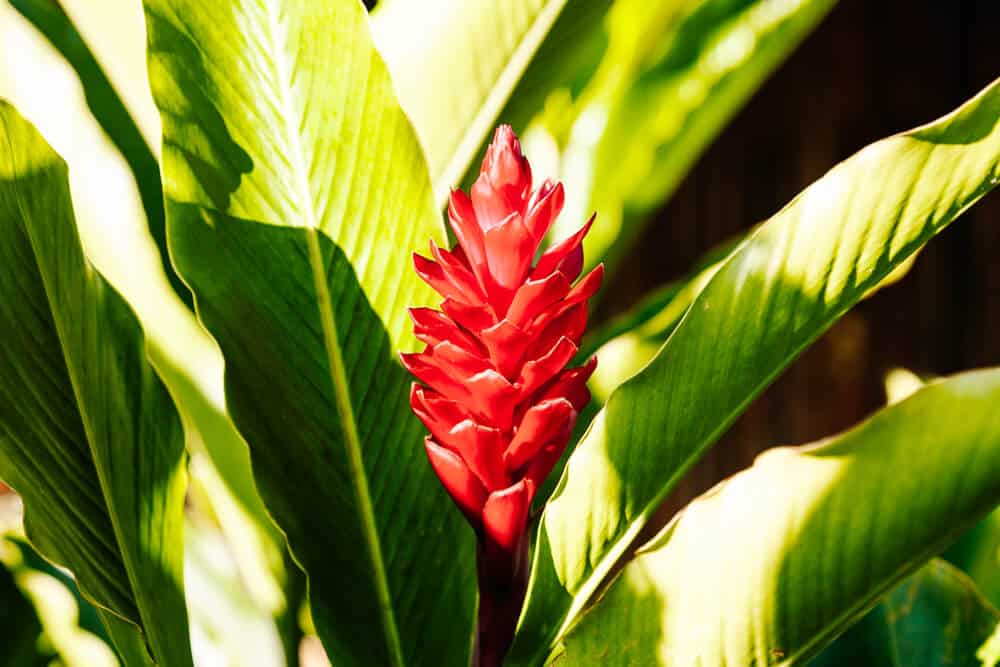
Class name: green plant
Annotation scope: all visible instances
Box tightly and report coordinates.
[0,0,998,665]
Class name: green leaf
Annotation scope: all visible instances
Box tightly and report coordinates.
[543,0,837,272]
[7,0,190,310]
[947,508,1000,609]
[586,225,915,404]
[810,559,1000,667]
[509,77,1000,663]
[371,0,612,203]
[143,0,475,664]
[2,4,291,653]
[578,232,741,363]
[152,348,291,625]
[535,234,737,508]
[585,241,732,402]
[556,371,1000,665]
[0,101,191,665]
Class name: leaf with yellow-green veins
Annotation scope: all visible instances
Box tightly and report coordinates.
[0,101,191,666]
[509,75,1000,664]
[558,370,1000,665]
[143,0,476,664]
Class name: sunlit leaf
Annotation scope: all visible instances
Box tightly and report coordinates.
[0,5,293,654]
[8,0,190,309]
[586,226,914,405]
[143,0,476,664]
[371,0,612,203]
[0,101,191,666]
[883,367,926,405]
[509,76,1000,663]
[557,371,1000,664]
[586,248,727,402]
[541,0,837,272]
[580,232,736,355]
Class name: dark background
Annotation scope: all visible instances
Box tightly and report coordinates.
[602,0,1000,516]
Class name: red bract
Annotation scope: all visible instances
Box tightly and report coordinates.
[403,125,601,550]
[402,125,602,665]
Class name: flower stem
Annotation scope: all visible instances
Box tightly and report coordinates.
[472,534,530,667]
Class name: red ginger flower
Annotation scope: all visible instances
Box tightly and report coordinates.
[402,125,603,554]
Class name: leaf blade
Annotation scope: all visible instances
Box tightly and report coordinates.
[7,0,190,310]
[510,76,1000,662]
[0,101,191,666]
[143,0,477,663]
[303,225,404,665]
[557,371,1000,665]
[582,0,838,270]
[371,0,612,203]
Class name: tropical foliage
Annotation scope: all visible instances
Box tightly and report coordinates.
[0,0,997,665]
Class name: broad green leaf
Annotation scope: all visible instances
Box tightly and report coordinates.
[586,229,914,404]
[143,0,475,664]
[556,370,1000,665]
[371,0,612,203]
[7,0,190,309]
[509,77,1000,663]
[810,559,1000,667]
[580,230,741,357]
[0,102,191,665]
[566,251,917,503]
[0,2,292,647]
[536,235,736,508]
[586,247,728,402]
[541,0,837,272]
[153,353,291,625]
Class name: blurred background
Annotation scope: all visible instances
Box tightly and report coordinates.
[1,0,999,665]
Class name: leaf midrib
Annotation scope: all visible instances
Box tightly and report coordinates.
[262,3,403,664]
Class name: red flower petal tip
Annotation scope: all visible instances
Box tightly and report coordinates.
[406,125,600,554]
